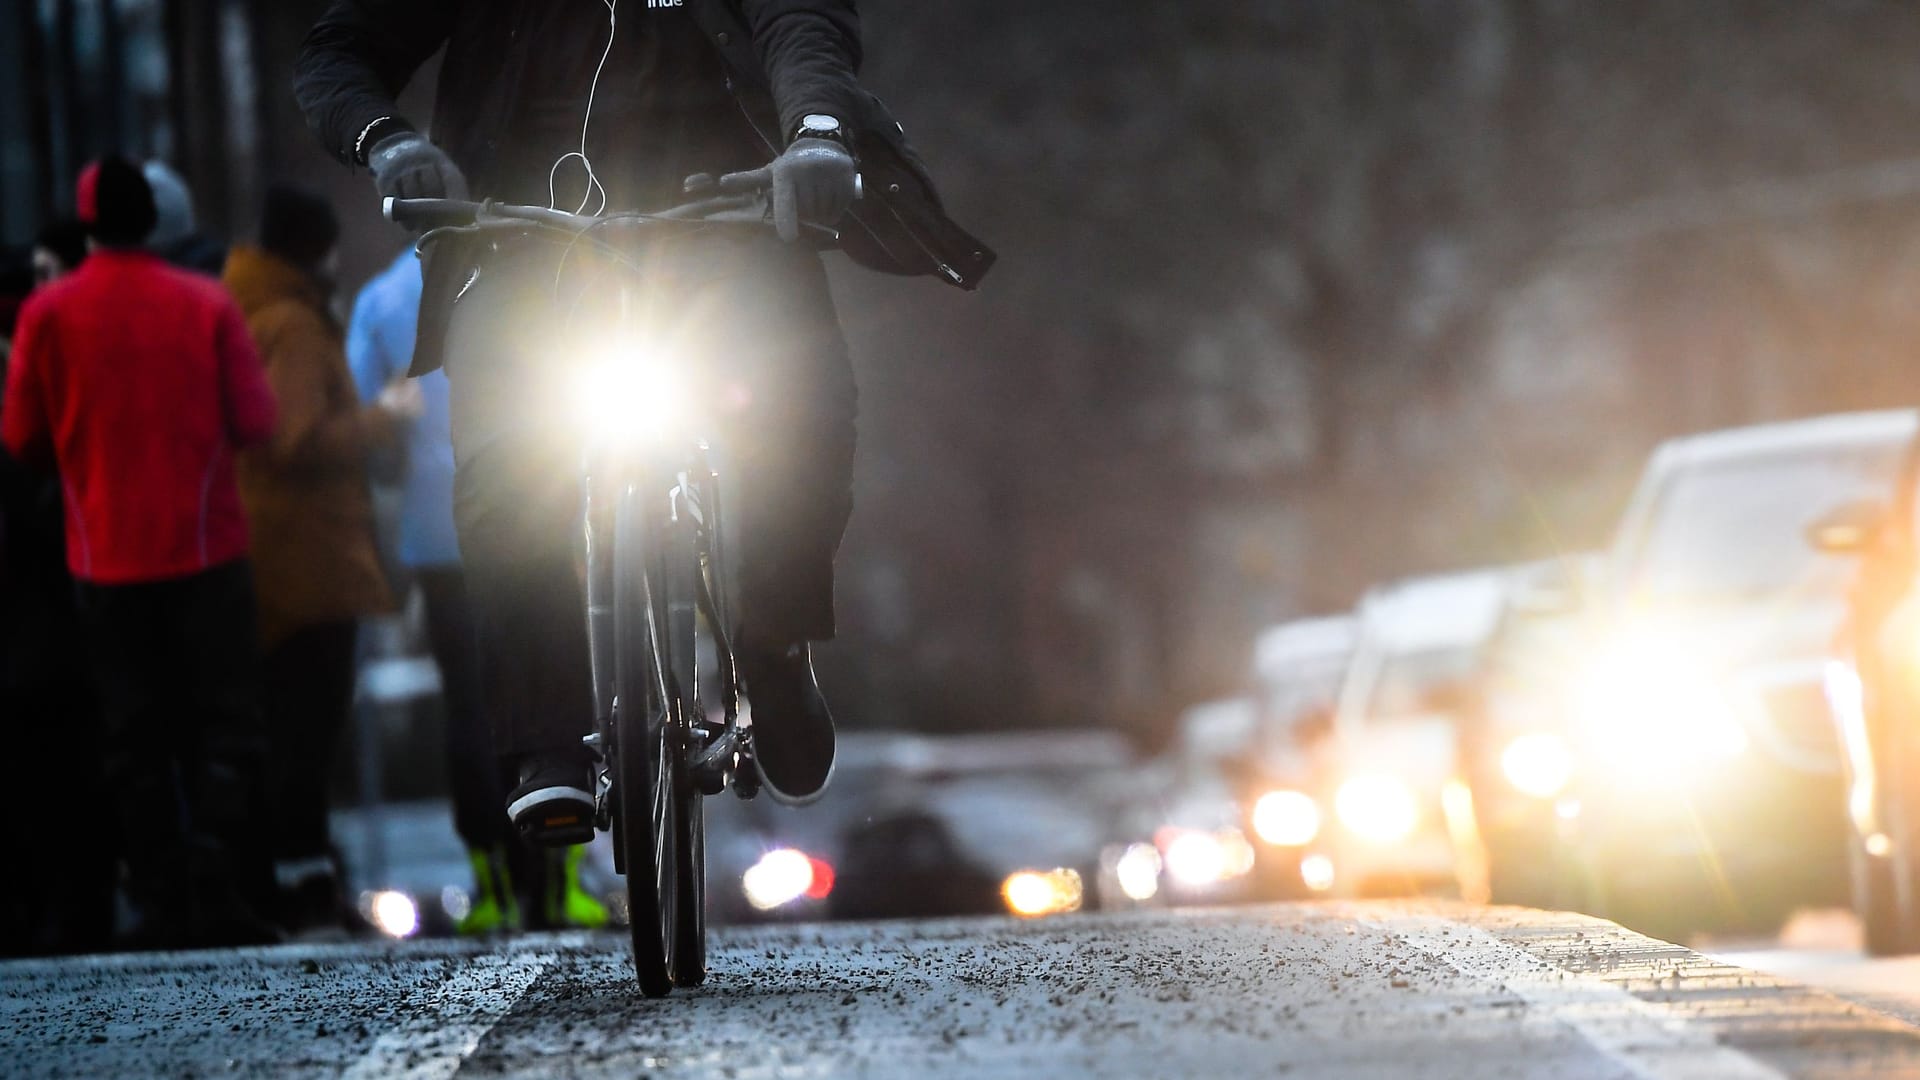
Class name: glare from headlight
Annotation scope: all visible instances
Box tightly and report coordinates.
[367,890,419,938]
[1115,842,1162,902]
[1500,733,1573,799]
[1299,853,1336,892]
[1002,869,1084,917]
[1577,639,1747,761]
[1252,790,1322,847]
[1335,775,1420,844]
[743,848,830,911]
[573,339,686,443]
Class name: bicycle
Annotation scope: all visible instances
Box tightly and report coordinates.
[388,184,829,995]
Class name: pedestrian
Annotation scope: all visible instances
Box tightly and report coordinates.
[0,217,112,957]
[143,161,228,276]
[1,157,282,949]
[223,185,406,933]
[30,219,88,287]
[347,247,607,932]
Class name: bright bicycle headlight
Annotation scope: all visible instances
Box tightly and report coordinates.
[573,339,687,443]
[1500,733,1573,799]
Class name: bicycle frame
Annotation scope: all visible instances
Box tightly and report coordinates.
[583,437,751,847]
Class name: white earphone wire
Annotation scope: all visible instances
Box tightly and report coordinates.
[548,0,617,215]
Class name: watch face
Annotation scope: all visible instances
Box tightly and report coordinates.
[802,114,842,134]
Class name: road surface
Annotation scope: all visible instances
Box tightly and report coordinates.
[6,902,1920,1078]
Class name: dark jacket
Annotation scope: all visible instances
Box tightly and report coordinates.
[293,0,992,296]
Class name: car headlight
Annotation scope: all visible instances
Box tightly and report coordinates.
[1158,827,1256,888]
[363,889,419,939]
[1113,842,1162,902]
[1576,638,1747,762]
[1001,868,1084,917]
[572,338,688,444]
[742,848,834,911]
[1252,789,1322,847]
[1500,733,1573,799]
[1335,775,1419,844]
[1299,853,1337,892]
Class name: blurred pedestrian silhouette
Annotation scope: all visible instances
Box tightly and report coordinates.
[143,161,227,277]
[1,157,281,950]
[0,216,112,957]
[225,185,405,933]
[347,248,606,932]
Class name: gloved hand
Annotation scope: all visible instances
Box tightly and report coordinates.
[719,138,858,242]
[368,132,469,201]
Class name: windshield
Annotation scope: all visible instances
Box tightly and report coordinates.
[1626,444,1904,602]
[1366,648,1479,720]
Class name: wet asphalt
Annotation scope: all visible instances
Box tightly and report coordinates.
[6,902,1920,1079]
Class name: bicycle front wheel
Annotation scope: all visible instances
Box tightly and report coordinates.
[612,481,696,997]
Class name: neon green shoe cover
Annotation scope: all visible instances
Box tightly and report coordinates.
[545,845,610,929]
[457,846,521,935]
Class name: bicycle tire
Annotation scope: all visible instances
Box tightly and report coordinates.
[658,506,708,988]
[613,481,681,998]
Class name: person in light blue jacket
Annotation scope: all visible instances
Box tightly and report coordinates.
[347,249,605,932]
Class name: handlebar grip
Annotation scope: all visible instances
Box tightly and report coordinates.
[384,197,481,230]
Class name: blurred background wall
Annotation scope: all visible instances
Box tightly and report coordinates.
[9,0,1920,746]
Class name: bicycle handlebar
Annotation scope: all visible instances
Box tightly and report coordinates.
[384,172,860,235]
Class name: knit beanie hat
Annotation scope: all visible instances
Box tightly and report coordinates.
[259,184,339,268]
[142,161,198,249]
[77,156,158,246]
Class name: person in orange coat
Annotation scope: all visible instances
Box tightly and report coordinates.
[223,185,417,931]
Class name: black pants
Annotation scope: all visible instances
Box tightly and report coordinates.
[261,620,359,865]
[443,232,856,761]
[73,560,271,926]
[416,566,507,849]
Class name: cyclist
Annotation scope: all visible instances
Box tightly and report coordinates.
[294,1,989,836]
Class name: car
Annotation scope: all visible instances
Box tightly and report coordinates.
[826,730,1140,921]
[1323,569,1508,898]
[1455,556,1600,908]
[703,730,931,924]
[1562,409,1919,938]
[1809,420,1920,954]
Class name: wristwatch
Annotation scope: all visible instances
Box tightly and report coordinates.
[792,114,850,150]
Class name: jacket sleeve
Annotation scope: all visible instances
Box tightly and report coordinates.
[1,302,53,470]
[739,0,865,139]
[255,304,377,473]
[217,300,281,448]
[345,284,396,403]
[294,0,458,165]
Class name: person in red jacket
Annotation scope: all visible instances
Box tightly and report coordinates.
[1,157,282,949]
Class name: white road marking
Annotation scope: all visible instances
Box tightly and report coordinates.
[341,935,587,1080]
[1397,922,1789,1080]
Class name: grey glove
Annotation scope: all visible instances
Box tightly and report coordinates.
[368,132,469,201]
[719,138,858,242]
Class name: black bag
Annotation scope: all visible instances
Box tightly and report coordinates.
[687,0,996,290]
